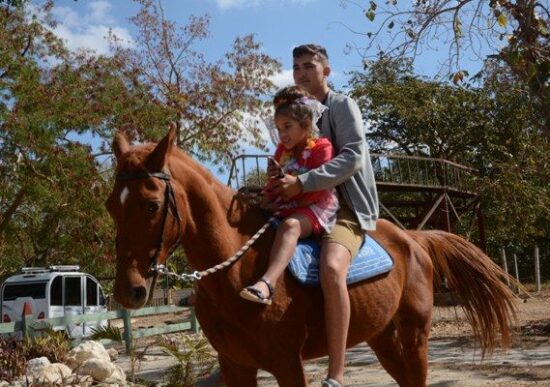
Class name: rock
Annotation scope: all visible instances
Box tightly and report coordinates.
[107,347,119,361]
[106,364,126,383]
[22,341,126,385]
[26,356,51,376]
[28,362,72,384]
[65,340,110,370]
[78,358,126,382]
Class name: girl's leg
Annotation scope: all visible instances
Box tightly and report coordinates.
[246,214,312,299]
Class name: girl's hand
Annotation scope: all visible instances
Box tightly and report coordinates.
[268,157,284,179]
[260,199,282,213]
[271,174,303,201]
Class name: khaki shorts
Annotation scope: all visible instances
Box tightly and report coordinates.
[322,203,364,258]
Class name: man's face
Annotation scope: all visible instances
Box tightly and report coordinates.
[293,53,329,95]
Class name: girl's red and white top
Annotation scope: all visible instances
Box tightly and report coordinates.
[263,137,339,235]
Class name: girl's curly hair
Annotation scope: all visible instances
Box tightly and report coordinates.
[273,86,315,126]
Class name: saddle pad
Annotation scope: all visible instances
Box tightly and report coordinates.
[287,235,394,285]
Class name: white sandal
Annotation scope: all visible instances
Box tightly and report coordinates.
[322,378,343,387]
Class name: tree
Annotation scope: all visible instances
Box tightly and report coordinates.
[350,57,495,160]
[344,0,549,134]
[109,0,281,166]
[0,1,164,276]
[0,0,281,277]
[350,57,549,257]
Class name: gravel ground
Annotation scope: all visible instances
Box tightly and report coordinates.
[115,290,550,386]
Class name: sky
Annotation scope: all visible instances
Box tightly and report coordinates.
[49,0,473,88]
[46,0,490,181]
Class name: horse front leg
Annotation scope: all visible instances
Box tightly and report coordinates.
[218,354,258,387]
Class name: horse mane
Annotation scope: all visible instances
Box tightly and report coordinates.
[117,142,233,197]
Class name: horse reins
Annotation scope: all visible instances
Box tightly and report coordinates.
[115,171,182,278]
[115,170,276,282]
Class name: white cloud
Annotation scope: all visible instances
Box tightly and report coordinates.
[35,1,134,56]
[269,69,295,88]
[215,0,314,10]
[87,0,114,24]
[216,0,248,9]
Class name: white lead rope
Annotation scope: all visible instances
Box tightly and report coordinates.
[153,215,277,281]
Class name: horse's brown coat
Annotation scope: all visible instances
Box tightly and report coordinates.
[107,129,517,387]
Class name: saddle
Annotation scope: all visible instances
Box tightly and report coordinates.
[287,235,394,285]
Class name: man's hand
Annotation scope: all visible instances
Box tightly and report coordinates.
[271,174,303,201]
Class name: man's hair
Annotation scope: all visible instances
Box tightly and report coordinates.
[293,44,329,65]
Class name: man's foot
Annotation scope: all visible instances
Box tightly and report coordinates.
[239,278,274,305]
[321,378,343,387]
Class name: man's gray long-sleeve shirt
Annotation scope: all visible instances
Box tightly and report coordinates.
[297,90,379,231]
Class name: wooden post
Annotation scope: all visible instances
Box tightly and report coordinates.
[22,302,34,338]
[475,202,487,253]
[122,309,133,354]
[190,307,200,334]
[164,275,169,305]
[534,246,541,293]
[442,193,452,233]
[501,248,510,287]
[513,253,520,293]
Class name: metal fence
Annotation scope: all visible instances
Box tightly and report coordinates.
[227,153,477,195]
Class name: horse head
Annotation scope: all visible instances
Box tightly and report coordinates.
[106,127,183,309]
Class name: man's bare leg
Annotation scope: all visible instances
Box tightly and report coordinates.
[320,241,352,385]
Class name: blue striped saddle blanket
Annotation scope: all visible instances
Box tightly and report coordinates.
[287,235,394,285]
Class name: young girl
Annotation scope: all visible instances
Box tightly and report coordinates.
[240,86,339,305]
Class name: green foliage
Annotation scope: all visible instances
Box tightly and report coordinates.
[0,328,71,381]
[0,1,280,278]
[351,0,550,134]
[351,57,549,264]
[89,325,124,343]
[0,336,27,382]
[158,333,217,387]
[0,2,148,277]
[23,328,71,364]
[110,0,281,165]
[350,57,492,160]
[0,0,26,6]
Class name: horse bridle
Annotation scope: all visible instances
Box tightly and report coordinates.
[115,169,277,283]
[115,171,182,276]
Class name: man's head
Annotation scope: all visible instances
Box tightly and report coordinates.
[292,44,330,100]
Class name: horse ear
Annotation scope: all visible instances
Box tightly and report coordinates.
[113,131,130,160]
[147,123,177,172]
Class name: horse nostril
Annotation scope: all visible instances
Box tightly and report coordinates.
[130,286,147,305]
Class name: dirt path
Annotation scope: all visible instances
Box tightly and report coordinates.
[116,291,550,386]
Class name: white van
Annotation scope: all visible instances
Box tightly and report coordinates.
[0,266,108,338]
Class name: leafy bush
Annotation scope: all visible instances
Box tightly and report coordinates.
[89,325,124,343]
[0,328,71,381]
[158,333,217,387]
[0,336,27,382]
[23,328,71,364]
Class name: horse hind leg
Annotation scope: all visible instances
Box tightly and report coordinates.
[367,321,409,387]
[218,354,258,387]
[393,309,431,387]
[391,284,432,387]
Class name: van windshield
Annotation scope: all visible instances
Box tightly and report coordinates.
[3,282,47,301]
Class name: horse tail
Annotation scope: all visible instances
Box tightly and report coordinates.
[407,230,517,356]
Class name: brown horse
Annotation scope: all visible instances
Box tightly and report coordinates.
[107,128,517,387]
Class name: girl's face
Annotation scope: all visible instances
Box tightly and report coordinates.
[274,114,309,151]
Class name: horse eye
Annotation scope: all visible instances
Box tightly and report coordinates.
[147,202,160,214]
